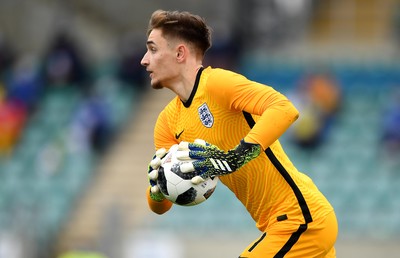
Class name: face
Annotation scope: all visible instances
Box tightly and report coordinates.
[141,29,179,89]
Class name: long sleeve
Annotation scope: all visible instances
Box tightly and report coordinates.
[240,88,299,149]
[207,69,299,150]
[146,110,177,214]
[146,186,173,214]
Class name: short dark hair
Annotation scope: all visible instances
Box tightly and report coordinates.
[147,10,212,57]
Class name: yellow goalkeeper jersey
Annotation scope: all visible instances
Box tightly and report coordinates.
[152,66,334,232]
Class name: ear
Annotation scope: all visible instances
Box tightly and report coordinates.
[176,44,186,63]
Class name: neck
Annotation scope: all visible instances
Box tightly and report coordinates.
[172,64,203,102]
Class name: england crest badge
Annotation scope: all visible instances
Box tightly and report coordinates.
[198,103,214,128]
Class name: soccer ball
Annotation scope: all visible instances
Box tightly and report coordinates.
[157,144,218,206]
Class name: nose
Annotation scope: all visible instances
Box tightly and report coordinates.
[141,52,149,67]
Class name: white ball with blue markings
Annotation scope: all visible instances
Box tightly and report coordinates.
[157,144,219,206]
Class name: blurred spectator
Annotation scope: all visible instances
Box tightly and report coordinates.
[381,88,400,164]
[115,33,147,91]
[0,99,27,156]
[41,31,90,88]
[289,71,341,149]
[6,55,43,112]
[68,89,113,155]
[0,54,28,157]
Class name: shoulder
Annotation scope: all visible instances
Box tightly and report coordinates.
[201,66,251,96]
[203,66,247,82]
[201,66,262,101]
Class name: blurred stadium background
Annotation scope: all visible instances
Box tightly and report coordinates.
[0,0,400,257]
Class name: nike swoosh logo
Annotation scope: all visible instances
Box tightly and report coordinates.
[175,130,184,139]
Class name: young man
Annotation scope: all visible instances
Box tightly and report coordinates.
[141,10,338,258]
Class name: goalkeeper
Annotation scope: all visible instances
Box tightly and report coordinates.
[142,10,338,258]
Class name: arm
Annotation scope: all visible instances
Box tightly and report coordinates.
[209,70,299,149]
[178,70,299,180]
[147,186,173,214]
[241,87,299,149]
[154,109,178,150]
[147,109,177,214]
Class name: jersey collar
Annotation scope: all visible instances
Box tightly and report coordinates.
[182,67,204,108]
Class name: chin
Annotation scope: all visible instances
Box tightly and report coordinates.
[152,81,163,90]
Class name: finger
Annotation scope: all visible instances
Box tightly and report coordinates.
[180,162,195,173]
[187,150,208,159]
[175,150,191,160]
[151,185,160,194]
[155,148,167,158]
[148,169,158,180]
[178,141,189,150]
[194,139,207,146]
[191,175,205,185]
[150,157,162,169]
[187,142,207,152]
[177,149,207,160]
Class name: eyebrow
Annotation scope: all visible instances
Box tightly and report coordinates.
[146,40,155,46]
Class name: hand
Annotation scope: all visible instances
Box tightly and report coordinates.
[177,139,261,184]
[148,147,167,202]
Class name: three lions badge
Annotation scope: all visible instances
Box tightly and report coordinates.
[198,103,214,128]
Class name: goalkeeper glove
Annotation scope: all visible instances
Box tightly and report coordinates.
[177,139,261,184]
[147,147,167,202]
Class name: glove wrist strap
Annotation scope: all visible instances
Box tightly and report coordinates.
[236,139,261,158]
[149,189,166,202]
